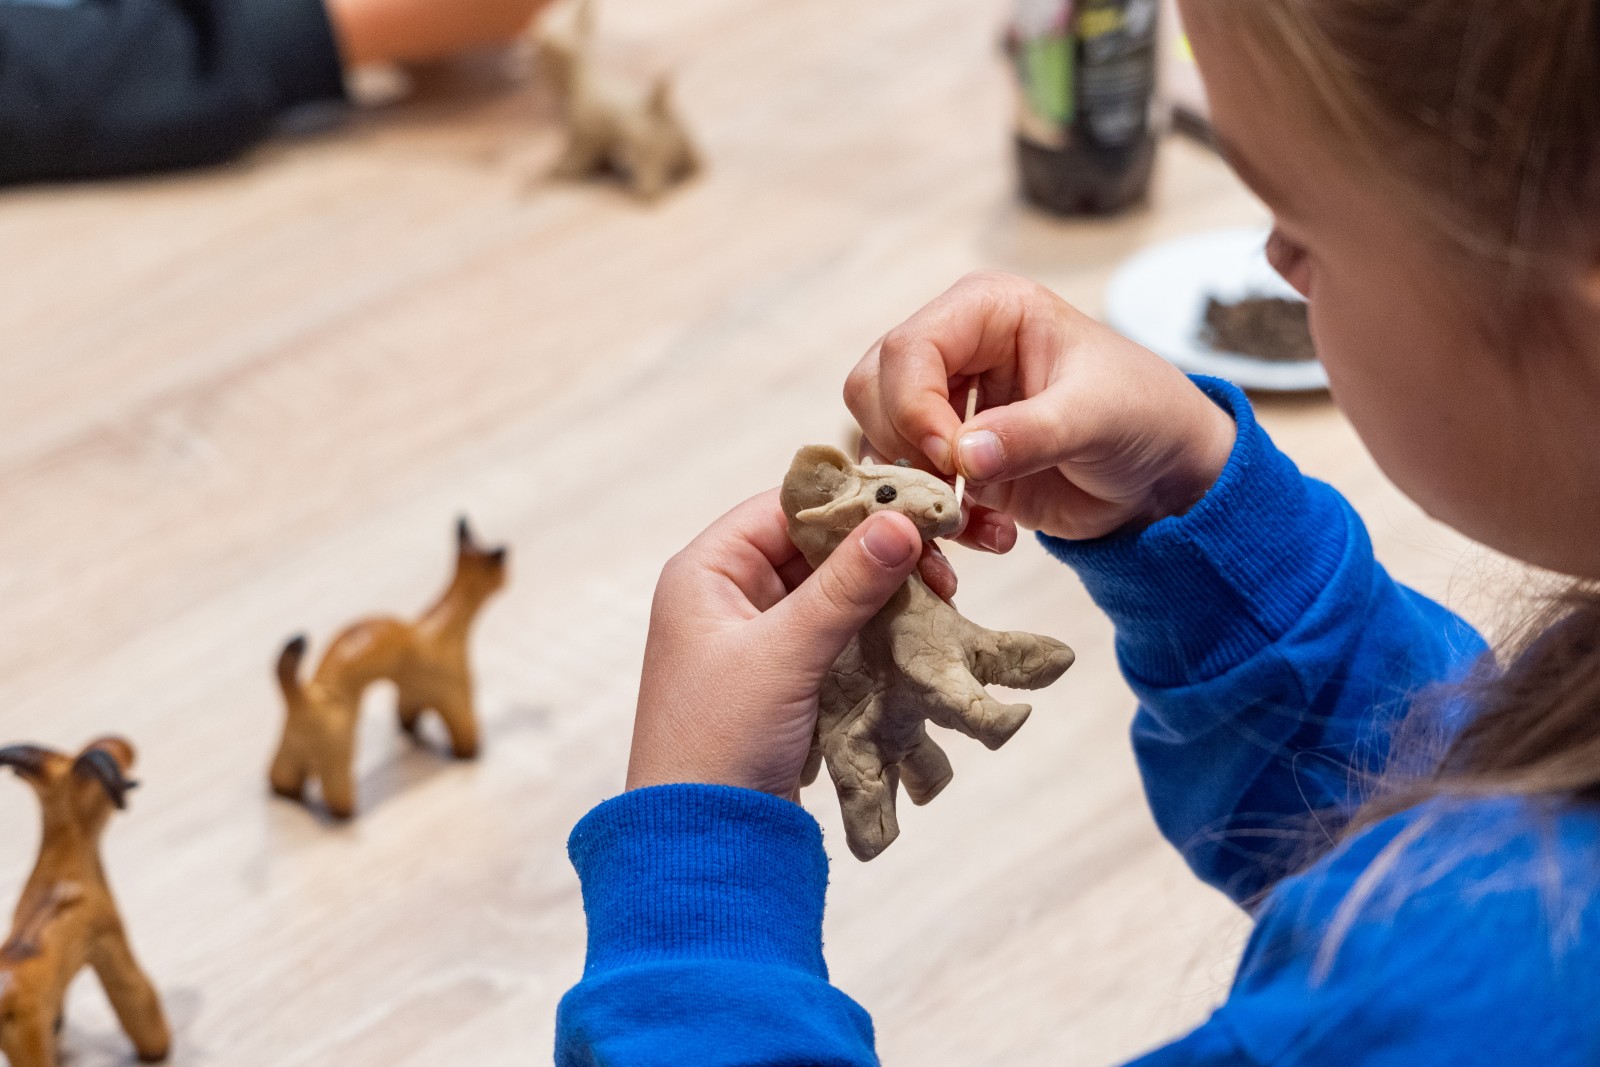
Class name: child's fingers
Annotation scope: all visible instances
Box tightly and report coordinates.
[947,507,1018,555]
[845,342,941,469]
[953,379,1093,486]
[856,272,1044,476]
[918,542,958,602]
[765,511,922,675]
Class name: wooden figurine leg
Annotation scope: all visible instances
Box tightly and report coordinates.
[268,732,308,801]
[432,688,480,760]
[0,1004,58,1067]
[396,697,427,738]
[91,931,172,1063]
[314,730,359,820]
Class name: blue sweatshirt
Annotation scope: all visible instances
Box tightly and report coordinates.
[557,378,1600,1065]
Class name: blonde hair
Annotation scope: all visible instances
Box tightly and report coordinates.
[1233,0,1600,278]
[1226,0,1600,809]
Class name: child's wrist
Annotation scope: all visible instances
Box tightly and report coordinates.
[1143,391,1240,526]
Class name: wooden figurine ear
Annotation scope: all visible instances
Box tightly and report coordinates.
[457,516,474,552]
[486,547,508,566]
[0,744,52,780]
[72,748,137,810]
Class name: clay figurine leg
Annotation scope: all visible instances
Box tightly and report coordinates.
[91,932,172,1063]
[897,728,954,806]
[551,129,611,180]
[926,663,1032,751]
[966,627,1076,690]
[827,720,903,861]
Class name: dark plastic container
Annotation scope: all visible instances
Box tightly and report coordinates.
[1008,0,1160,216]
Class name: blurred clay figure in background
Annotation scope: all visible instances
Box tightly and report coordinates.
[536,0,700,201]
[270,519,508,820]
[0,0,553,185]
[0,739,169,1067]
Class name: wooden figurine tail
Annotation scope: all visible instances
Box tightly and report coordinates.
[269,636,311,803]
[276,635,308,699]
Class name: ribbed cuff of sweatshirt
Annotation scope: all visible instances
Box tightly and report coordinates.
[234,0,349,110]
[569,784,833,979]
[1039,375,1350,688]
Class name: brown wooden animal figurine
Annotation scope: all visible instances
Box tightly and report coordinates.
[0,738,170,1067]
[537,0,700,201]
[782,446,1076,861]
[270,518,508,819]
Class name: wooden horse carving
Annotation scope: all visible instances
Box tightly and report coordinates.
[270,518,508,819]
[0,738,170,1066]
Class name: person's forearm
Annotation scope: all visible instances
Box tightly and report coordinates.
[326,0,545,66]
[1042,377,1489,903]
[0,0,346,184]
[557,785,878,1067]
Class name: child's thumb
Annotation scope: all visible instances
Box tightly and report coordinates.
[772,511,922,675]
[953,385,1083,486]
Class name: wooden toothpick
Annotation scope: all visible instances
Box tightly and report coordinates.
[953,381,979,506]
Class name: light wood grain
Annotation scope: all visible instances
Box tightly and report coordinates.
[0,1,1511,1064]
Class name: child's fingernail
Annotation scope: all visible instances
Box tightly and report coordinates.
[976,518,1011,553]
[958,431,1003,481]
[862,517,916,567]
[921,435,953,475]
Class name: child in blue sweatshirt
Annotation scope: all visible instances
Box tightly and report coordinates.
[559,0,1600,1062]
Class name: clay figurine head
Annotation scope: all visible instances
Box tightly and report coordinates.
[781,445,960,564]
[0,738,138,833]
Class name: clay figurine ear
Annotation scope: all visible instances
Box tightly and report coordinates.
[788,445,854,491]
[72,748,137,810]
[795,495,871,531]
[648,77,674,116]
[0,744,52,780]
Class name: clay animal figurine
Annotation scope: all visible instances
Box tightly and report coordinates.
[537,0,700,201]
[0,738,170,1067]
[270,518,508,819]
[782,446,1076,861]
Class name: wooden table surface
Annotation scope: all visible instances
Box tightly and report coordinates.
[0,1,1506,1063]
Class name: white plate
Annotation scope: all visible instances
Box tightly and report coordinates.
[1104,227,1328,392]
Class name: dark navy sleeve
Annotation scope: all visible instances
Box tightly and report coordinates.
[556,784,878,1067]
[0,0,346,183]
[1041,377,1489,904]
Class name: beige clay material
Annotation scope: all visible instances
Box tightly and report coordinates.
[537,0,700,201]
[782,446,1075,861]
[0,739,170,1067]
[269,519,507,819]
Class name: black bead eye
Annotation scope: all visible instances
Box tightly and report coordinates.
[876,485,898,504]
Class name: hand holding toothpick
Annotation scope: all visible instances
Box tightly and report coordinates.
[953,380,979,511]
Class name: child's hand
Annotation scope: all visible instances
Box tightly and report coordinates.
[627,491,923,799]
[846,272,1237,543]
